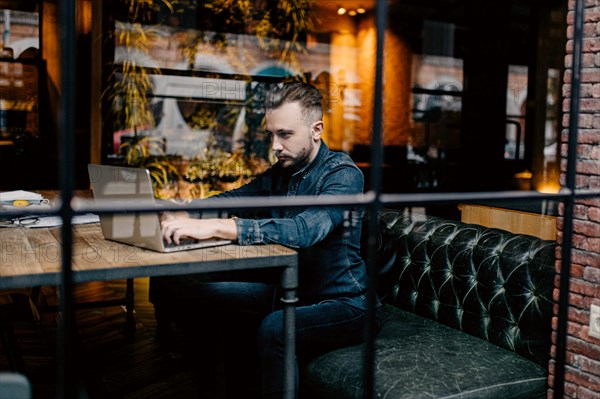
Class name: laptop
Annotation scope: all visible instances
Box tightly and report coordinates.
[87,163,233,253]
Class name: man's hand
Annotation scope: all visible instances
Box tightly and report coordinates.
[161,217,238,245]
[159,211,189,222]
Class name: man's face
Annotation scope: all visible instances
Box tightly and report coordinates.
[265,102,322,170]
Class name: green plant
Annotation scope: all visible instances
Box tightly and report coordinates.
[184,133,269,196]
[188,108,217,130]
[107,0,182,198]
[105,1,175,135]
[119,136,180,191]
[175,0,316,73]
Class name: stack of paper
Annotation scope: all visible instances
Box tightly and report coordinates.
[0,190,50,210]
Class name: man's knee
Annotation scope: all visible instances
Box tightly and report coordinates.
[257,311,285,354]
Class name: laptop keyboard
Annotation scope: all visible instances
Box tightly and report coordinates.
[163,238,198,248]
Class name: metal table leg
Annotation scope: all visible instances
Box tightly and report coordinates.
[280,264,298,399]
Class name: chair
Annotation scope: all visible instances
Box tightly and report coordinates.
[0,372,32,399]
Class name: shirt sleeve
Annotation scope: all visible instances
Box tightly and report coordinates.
[234,164,364,248]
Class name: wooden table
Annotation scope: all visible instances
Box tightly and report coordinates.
[0,223,298,289]
[0,222,299,398]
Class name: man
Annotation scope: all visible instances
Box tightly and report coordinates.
[159,81,380,398]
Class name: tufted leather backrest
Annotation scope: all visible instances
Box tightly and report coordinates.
[366,209,556,368]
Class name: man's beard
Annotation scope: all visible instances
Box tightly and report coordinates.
[280,143,313,171]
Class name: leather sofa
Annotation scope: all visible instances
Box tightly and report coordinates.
[300,209,556,399]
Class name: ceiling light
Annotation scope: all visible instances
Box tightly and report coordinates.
[356,6,366,14]
[348,10,357,16]
[337,6,346,15]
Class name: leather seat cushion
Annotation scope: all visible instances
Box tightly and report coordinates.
[302,304,547,399]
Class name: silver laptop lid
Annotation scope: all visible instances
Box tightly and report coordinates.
[88,164,165,252]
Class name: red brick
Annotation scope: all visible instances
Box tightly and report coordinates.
[557,216,565,232]
[580,237,600,252]
[567,336,600,363]
[577,385,600,399]
[583,37,600,53]
[577,198,600,208]
[568,306,592,324]
[579,113,595,128]
[579,99,600,112]
[574,204,589,219]
[568,320,586,337]
[572,263,586,278]
[572,233,589,249]
[582,67,600,83]
[583,266,600,283]
[570,278,600,296]
[586,23,599,38]
[578,144,593,157]
[577,130,600,145]
[572,249,600,266]
[579,81,595,98]
[577,159,600,174]
[565,365,600,393]
[573,220,600,237]
[565,382,579,398]
[584,6,600,23]
[573,353,600,377]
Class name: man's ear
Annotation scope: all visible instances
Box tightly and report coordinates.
[311,120,324,141]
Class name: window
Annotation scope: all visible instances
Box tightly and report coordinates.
[8,2,595,399]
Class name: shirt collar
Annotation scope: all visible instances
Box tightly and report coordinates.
[292,140,328,179]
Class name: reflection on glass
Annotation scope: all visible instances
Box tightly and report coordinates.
[0,8,39,58]
[409,55,463,191]
[0,8,39,143]
[506,65,528,161]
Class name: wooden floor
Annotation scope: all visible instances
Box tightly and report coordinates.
[0,278,211,399]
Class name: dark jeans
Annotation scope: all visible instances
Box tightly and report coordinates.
[152,276,378,398]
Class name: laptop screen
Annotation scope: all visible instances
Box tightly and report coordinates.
[88,164,165,250]
[87,164,232,252]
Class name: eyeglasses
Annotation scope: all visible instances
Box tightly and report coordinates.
[0,216,41,228]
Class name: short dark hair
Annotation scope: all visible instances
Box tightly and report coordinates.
[265,81,323,123]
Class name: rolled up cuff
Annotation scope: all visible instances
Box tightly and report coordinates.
[234,218,262,245]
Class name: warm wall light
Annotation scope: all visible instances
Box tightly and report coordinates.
[336,5,366,17]
[537,183,561,194]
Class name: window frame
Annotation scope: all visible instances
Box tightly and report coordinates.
[50,2,592,399]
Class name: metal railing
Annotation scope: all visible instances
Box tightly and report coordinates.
[48,0,592,398]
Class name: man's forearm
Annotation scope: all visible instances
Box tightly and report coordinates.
[214,218,238,240]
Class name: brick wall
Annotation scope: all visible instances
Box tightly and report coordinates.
[549,1,600,398]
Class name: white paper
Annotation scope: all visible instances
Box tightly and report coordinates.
[0,190,45,201]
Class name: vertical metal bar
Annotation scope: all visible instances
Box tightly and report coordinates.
[553,0,585,398]
[58,0,76,398]
[280,264,298,399]
[363,1,387,399]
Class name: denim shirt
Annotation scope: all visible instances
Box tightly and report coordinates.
[216,141,377,310]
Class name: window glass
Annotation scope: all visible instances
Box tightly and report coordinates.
[506,64,528,161]
[104,0,567,202]
[0,8,39,58]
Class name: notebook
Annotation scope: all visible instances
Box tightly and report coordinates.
[87,163,232,253]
